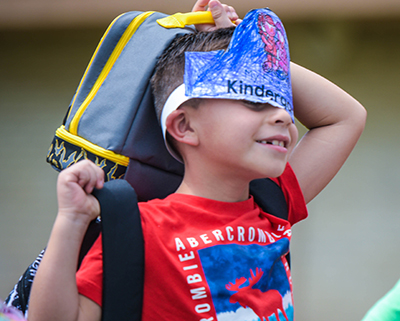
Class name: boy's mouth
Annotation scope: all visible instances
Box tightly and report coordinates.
[256,139,286,148]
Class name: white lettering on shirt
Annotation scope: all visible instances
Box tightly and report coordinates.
[175,237,186,251]
[187,274,202,284]
[200,234,212,244]
[183,264,199,271]
[249,227,255,242]
[178,226,292,250]
[187,237,199,248]
[258,229,267,243]
[237,226,245,241]
[179,251,195,262]
[266,231,275,242]
[226,226,234,241]
[283,229,292,237]
[177,249,213,319]
[191,287,207,300]
[195,304,211,313]
[212,230,224,241]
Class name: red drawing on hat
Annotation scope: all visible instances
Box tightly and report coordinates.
[225,268,289,321]
[257,13,289,78]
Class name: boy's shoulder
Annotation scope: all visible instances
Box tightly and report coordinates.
[254,164,308,225]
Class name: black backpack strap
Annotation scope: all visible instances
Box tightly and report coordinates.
[249,178,288,220]
[249,178,290,266]
[92,179,144,321]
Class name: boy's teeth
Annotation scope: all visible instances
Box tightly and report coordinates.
[272,140,283,147]
[257,140,285,147]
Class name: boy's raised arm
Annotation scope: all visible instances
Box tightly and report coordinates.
[28,160,103,321]
[289,62,367,204]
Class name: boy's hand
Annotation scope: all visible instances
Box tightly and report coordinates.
[57,159,104,224]
[192,0,241,31]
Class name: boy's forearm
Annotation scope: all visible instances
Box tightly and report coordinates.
[289,62,367,203]
[290,62,365,129]
[28,160,103,321]
[28,214,90,321]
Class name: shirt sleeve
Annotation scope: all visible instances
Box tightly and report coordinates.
[76,234,104,307]
[271,163,308,225]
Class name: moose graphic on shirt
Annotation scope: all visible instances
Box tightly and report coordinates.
[225,268,289,321]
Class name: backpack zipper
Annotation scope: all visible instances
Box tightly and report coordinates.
[66,12,125,123]
[69,11,155,135]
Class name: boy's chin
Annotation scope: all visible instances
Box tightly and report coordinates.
[255,164,287,180]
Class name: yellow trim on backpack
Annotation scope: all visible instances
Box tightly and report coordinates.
[67,12,126,121]
[69,11,156,135]
[157,11,214,29]
[56,125,130,166]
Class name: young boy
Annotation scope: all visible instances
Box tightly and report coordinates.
[27,1,366,321]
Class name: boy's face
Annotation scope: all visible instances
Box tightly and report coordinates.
[186,98,298,180]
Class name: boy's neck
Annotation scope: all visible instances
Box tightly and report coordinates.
[176,180,250,202]
[175,164,251,203]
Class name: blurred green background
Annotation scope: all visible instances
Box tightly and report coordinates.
[1,2,400,320]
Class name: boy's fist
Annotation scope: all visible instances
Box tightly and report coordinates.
[57,160,104,223]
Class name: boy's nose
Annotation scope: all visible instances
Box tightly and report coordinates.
[268,107,292,125]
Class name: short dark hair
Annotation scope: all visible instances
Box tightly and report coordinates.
[151,27,235,121]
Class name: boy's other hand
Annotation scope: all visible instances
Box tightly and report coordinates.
[57,159,104,224]
[192,0,241,31]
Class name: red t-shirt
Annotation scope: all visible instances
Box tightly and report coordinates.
[76,164,307,320]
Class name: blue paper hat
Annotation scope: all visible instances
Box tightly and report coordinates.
[161,8,293,161]
[185,7,293,120]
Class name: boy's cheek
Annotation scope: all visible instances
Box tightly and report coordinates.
[289,125,299,150]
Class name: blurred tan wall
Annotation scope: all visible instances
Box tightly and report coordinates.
[2,0,400,28]
[1,7,400,321]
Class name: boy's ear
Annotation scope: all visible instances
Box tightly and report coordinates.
[165,109,199,146]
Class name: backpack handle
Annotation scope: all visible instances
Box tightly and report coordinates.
[157,11,215,28]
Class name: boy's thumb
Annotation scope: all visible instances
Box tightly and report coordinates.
[208,0,233,28]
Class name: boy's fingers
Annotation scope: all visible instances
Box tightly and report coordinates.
[94,167,105,190]
[84,163,104,194]
[70,160,103,194]
[192,0,209,12]
[192,0,240,31]
[234,18,242,26]
[209,0,235,28]
[224,5,238,22]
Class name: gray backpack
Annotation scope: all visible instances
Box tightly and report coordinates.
[46,10,203,201]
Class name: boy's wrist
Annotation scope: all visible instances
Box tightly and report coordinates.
[46,212,94,261]
[56,210,95,233]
